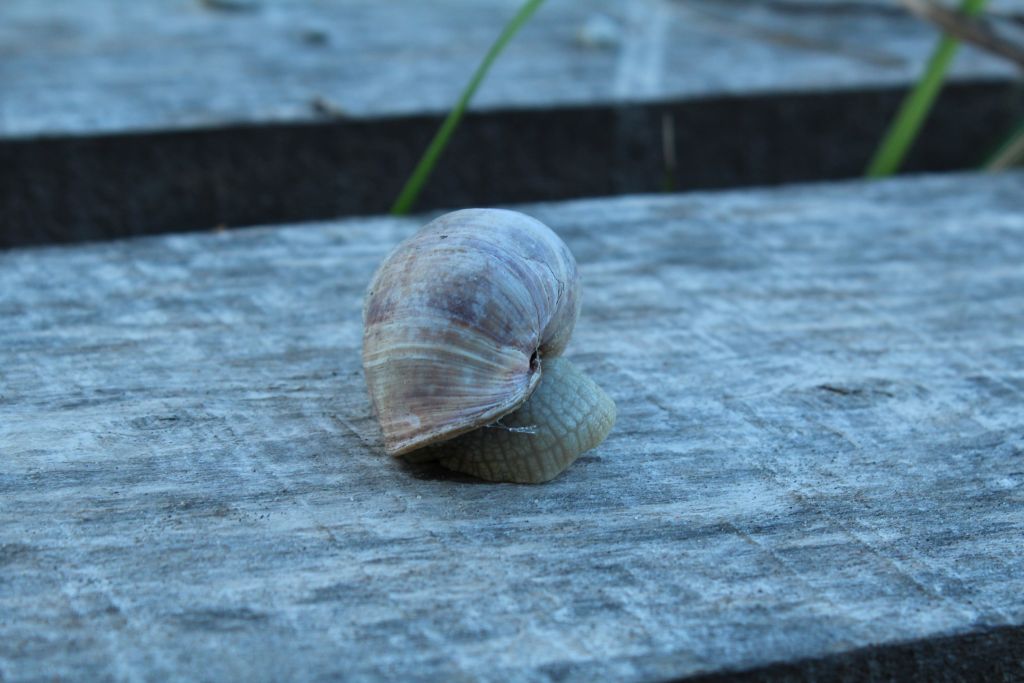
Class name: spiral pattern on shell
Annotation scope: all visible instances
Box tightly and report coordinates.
[362,208,581,457]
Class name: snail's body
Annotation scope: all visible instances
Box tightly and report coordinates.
[410,357,616,483]
[362,209,615,483]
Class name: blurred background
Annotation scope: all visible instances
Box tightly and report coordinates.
[1,0,1022,248]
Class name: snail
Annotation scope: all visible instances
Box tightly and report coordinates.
[362,208,616,483]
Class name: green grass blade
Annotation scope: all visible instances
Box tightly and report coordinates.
[984,120,1024,171]
[390,0,546,215]
[865,0,989,178]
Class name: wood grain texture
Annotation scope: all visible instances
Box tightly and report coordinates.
[1,172,1023,681]
[1,0,1021,138]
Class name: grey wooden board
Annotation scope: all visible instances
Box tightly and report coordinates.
[2,0,1022,138]
[2,171,1024,681]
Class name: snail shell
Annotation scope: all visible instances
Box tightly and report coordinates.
[362,208,614,482]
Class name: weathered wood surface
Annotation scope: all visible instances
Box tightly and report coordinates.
[4,1,1023,248]
[2,172,1024,681]
[2,0,1021,138]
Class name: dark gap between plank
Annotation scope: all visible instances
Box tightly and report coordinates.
[2,79,1021,249]
[676,623,1024,683]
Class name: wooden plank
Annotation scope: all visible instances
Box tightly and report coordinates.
[1,171,1023,681]
[4,1,1023,248]
[1,0,1021,138]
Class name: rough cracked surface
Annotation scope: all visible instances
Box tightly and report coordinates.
[428,357,616,483]
[3,173,1024,681]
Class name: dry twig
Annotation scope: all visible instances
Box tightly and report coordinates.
[900,0,1024,68]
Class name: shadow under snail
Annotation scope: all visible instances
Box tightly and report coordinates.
[362,208,616,483]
